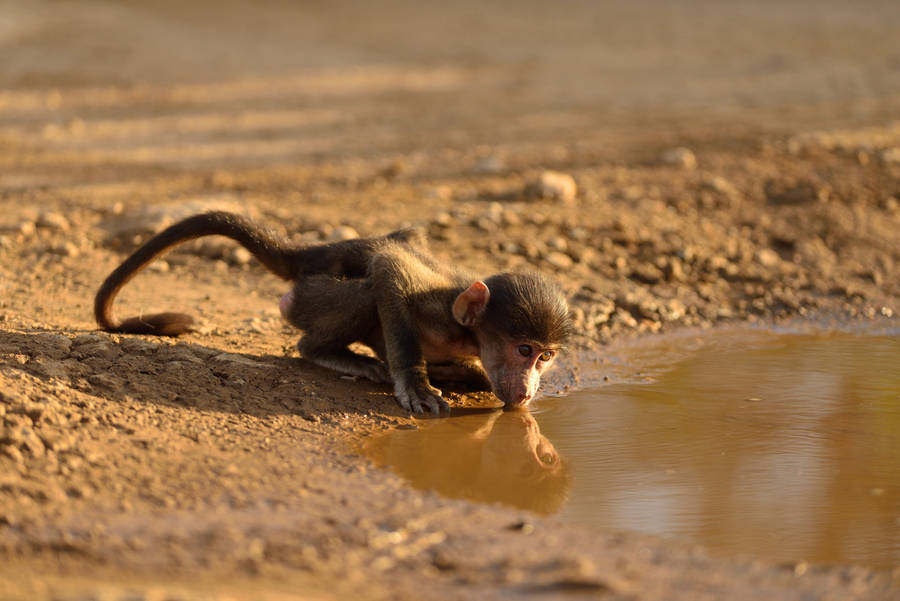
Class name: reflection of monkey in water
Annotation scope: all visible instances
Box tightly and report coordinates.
[366,409,571,514]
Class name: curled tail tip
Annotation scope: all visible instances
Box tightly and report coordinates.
[107,313,195,336]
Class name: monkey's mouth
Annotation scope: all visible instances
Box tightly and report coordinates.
[501,397,532,410]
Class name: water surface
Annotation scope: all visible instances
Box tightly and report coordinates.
[364,329,900,568]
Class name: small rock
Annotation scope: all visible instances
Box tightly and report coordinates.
[501,210,521,226]
[500,241,521,254]
[660,299,686,321]
[756,248,781,268]
[147,259,170,273]
[433,212,454,227]
[229,247,252,266]
[880,147,900,163]
[471,155,506,174]
[630,264,663,285]
[612,309,638,329]
[547,237,568,252]
[661,147,697,170]
[211,353,262,368]
[765,178,828,205]
[37,212,70,231]
[530,171,577,203]
[50,242,79,257]
[329,225,359,241]
[545,251,574,270]
[506,520,535,534]
[702,175,737,196]
[473,216,497,232]
[663,257,685,282]
[18,221,36,237]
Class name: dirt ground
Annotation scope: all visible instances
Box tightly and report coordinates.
[1,1,899,599]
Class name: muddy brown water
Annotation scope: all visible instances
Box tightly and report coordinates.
[364,328,900,569]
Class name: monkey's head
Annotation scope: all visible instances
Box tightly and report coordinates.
[452,273,573,408]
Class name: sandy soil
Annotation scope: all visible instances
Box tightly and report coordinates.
[1,1,899,599]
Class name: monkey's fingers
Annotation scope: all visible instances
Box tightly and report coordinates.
[419,393,450,416]
[395,381,449,416]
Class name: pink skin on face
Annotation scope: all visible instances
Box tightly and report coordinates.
[482,340,558,407]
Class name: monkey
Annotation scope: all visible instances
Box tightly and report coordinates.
[95,211,573,415]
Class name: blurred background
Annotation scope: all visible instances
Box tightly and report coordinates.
[2,0,899,179]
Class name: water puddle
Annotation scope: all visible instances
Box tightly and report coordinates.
[363,328,900,568]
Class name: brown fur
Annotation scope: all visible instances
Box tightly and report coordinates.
[94,211,572,414]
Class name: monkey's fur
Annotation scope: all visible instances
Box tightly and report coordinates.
[95,212,572,414]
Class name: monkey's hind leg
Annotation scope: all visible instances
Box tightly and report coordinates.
[281,276,390,383]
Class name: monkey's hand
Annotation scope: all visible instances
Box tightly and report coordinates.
[393,370,450,415]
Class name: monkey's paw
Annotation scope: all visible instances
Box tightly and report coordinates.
[394,380,450,416]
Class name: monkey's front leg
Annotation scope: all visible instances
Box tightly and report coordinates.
[374,302,449,415]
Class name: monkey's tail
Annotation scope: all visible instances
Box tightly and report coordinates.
[95,211,300,335]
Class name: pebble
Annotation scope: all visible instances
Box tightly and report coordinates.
[471,155,506,174]
[545,251,574,270]
[630,264,663,285]
[531,171,577,203]
[547,237,568,252]
[18,221,36,237]
[765,178,827,205]
[660,147,697,170]
[36,212,70,231]
[210,352,263,368]
[501,210,521,226]
[500,241,520,255]
[147,259,170,273]
[229,247,252,266]
[329,225,359,241]
[433,212,454,227]
[880,147,900,163]
[756,248,781,268]
[474,216,497,232]
[612,309,638,329]
[49,242,80,257]
[702,175,737,196]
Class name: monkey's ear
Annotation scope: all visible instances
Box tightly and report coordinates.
[452,281,491,327]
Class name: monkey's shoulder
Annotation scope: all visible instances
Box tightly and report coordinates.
[420,326,480,362]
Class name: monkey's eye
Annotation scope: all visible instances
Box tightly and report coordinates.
[517,344,533,357]
[539,350,554,362]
